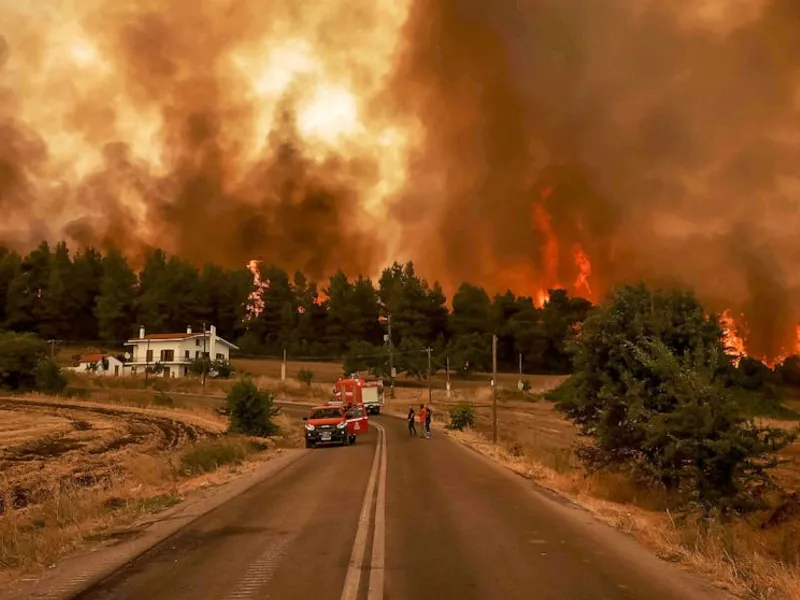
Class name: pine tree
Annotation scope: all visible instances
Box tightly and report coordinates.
[95,248,137,344]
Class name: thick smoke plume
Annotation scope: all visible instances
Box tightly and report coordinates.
[1,0,800,358]
[391,0,800,359]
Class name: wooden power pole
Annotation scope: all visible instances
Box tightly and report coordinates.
[427,346,432,405]
[492,334,498,444]
[388,314,395,398]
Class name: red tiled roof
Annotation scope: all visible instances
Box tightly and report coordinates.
[78,353,110,363]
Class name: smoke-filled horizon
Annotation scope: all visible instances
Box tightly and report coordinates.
[1,0,799,359]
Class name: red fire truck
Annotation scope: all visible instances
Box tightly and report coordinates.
[332,375,384,415]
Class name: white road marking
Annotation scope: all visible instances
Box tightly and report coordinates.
[367,423,387,600]
[340,423,385,600]
[225,537,289,600]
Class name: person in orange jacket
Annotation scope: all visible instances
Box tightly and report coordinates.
[418,404,427,437]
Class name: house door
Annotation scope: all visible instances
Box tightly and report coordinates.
[114,365,119,376]
[163,367,171,378]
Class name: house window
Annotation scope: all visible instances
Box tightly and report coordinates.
[146,350,153,363]
[160,349,175,362]
[196,339,200,347]
[185,350,190,359]
[216,353,224,361]
[195,350,200,358]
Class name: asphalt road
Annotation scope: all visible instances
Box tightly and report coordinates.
[68,415,733,600]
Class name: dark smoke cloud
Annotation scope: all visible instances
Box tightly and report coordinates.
[391,0,800,356]
[2,1,800,357]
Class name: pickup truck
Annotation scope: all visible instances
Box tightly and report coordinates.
[303,404,369,448]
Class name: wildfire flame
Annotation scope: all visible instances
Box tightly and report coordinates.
[573,245,592,296]
[246,260,270,320]
[534,289,550,309]
[720,309,746,367]
[720,310,800,368]
[532,187,561,290]
[527,186,593,309]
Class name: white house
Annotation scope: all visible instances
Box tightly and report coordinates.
[124,325,239,378]
[70,353,127,377]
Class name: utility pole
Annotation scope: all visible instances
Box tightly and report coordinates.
[387,313,395,398]
[492,334,498,444]
[281,349,287,381]
[445,356,451,399]
[427,347,432,405]
[145,336,150,389]
[48,339,56,360]
[202,321,207,395]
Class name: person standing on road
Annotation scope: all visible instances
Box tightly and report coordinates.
[418,404,427,438]
[408,405,417,436]
[424,404,432,438]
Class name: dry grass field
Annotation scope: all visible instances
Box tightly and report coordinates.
[0,391,301,585]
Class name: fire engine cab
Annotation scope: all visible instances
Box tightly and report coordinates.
[333,375,384,415]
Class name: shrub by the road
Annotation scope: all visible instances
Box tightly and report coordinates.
[180,439,249,475]
[0,332,47,390]
[34,358,68,395]
[297,368,314,386]
[448,403,476,431]
[559,284,795,512]
[212,359,234,379]
[152,391,174,407]
[226,379,280,437]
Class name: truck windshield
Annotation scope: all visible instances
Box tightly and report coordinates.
[310,408,342,419]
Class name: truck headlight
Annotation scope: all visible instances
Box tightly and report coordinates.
[305,424,315,431]
[336,422,347,429]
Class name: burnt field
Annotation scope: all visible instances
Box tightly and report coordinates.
[0,397,224,515]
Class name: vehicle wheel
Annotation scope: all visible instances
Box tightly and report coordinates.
[305,440,314,449]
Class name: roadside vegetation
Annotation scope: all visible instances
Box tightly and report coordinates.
[441,284,800,600]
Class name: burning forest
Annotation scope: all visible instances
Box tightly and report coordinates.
[1,1,800,363]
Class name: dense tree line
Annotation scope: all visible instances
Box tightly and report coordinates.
[0,242,592,374]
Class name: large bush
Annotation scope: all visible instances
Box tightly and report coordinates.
[0,332,48,390]
[226,379,280,437]
[448,403,476,431]
[559,284,794,511]
[297,368,314,386]
[34,358,68,395]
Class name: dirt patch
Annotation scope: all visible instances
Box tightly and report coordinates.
[0,397,222,519]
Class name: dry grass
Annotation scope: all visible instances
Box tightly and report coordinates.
[0,396,302,585]
[442,388,800,600]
